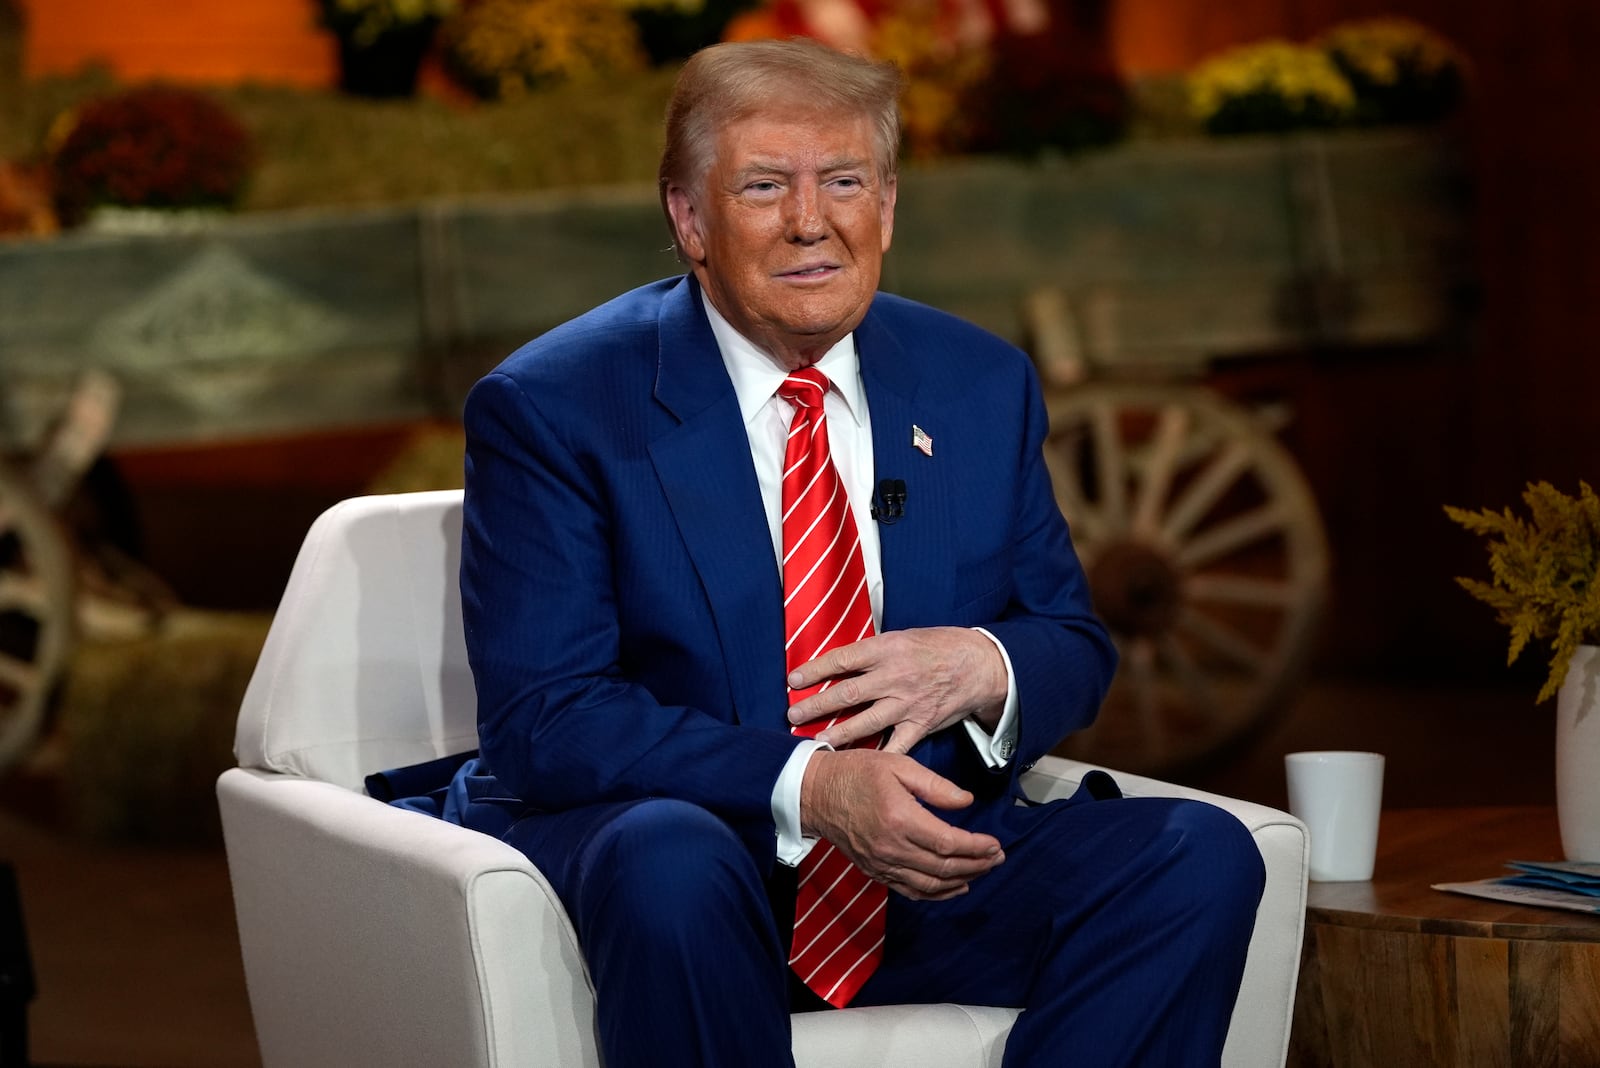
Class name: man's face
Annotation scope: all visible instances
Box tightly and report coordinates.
[667,108,897,369]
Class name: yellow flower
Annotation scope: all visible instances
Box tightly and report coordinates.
[1318,17,1464,87]
[871,11,989,160]
[612,0,703,11]
[1446,482,1600,702]
[443,0,645,99]
[1188,40,1355,133]
[324,0,458,47]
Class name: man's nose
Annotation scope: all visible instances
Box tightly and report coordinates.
[785,182,827,243]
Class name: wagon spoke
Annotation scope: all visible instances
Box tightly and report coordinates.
[1043,436,1109,544]
[1184,573,1297,609]
[0,651,40,694]
[1161,440,1253,545]
[0,460,76,772]
[1156,633,1222,724]
[0,573,49,616]
[1091,400,1128,531]
[1131,404,1189,541]
[1176,606,1270,674]
[1176,504,1288,572]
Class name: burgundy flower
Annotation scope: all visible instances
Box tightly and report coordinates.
[50,86,256,225]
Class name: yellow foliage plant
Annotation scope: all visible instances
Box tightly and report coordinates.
[1445,481,1600,702]
[1187,40,1356,135]
[443,0,646,99]
[1316,16,1468,125]
[320,0,459,48]
[871,8,989,161]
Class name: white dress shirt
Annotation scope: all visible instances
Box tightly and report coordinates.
[701,298,1020,864]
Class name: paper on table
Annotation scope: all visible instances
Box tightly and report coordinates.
[1435,860,1600,914]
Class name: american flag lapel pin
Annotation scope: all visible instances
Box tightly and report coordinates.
[911,424,933,457]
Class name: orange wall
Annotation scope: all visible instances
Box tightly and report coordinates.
[16,0,1401,87]
[19,0,335,86]
[1110,0,1299,74]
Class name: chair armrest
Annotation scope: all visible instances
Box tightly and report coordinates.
[1022,755,1309,1068]
[1022,755,1299,832]
[217,768,601,1068]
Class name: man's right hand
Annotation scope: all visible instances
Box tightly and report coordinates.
[799,748,1005,901]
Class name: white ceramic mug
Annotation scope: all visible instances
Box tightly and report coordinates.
[1284,751,1385,882]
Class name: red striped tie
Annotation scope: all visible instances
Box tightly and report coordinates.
[778,367,886,1009]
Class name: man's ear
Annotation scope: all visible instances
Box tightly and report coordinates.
[666,185,706,263]
[879,175,897,255]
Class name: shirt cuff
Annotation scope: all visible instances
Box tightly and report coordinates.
[773,738,827,866]
[963,626,1019,768]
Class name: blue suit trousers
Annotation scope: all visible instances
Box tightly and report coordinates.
[501,784,1266,1068]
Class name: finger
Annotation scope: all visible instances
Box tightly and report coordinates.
[905,820,1005,865]
[893,884,970,903]
[878,719,930,755]
[928,830,1005,868]
[877,789,1004,867]
[786,638,876,690]
[893,782,1005,863]
[864,843,994,896]
[896,763,978,813]
[881,870,973,901]
[786,673,874,726]
[814,699,905,747]
[875,843,1005,898]
[898,844,1006,884]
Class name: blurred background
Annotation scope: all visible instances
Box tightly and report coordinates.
[0,0,1595,1064]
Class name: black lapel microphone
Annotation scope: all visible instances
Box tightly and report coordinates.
[870,479,907,524]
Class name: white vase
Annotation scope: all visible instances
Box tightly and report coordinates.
[85,205,227,234]
[1556,644,1600,861]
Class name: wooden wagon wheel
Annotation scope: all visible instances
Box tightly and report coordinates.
[1043,382,1329,777]
[0,459,75,772]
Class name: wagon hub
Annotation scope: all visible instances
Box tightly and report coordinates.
[1087,541,1182,639]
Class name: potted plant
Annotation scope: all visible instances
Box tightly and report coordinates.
[1318,17,1468,126]
[47,86,256,229]
[317,0,459,98]
[1446,481,1600,859]
[440,0,646,100]
[1186,40,1358,136]
[1186,17,1467,136]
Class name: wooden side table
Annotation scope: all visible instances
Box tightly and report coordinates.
[1289,807,1600,1067]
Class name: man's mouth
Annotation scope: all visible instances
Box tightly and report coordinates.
[781,264,838,279]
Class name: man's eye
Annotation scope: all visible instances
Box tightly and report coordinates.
[746,181,780,194]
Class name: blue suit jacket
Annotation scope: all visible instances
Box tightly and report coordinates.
[459,275,1116,874]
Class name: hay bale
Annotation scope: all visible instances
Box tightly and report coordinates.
[366,424,465,495]
[58,609,271,844]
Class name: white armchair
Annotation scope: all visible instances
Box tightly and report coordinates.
[218,490,1309,1068]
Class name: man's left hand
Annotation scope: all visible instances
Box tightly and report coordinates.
[786,627,1007,754]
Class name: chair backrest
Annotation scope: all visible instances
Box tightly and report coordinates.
[234,490,479,792]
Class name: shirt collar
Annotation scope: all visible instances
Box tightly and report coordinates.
[702,294,867,430]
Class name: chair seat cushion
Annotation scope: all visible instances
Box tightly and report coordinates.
[792,1002,1018,1068]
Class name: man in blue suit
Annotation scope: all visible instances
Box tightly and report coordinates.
[460,37,1265,1068]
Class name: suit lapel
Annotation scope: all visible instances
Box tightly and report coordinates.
[649,279,788,726]
[857,307,953,632]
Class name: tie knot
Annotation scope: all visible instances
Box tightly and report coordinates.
[777,368,830,410]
